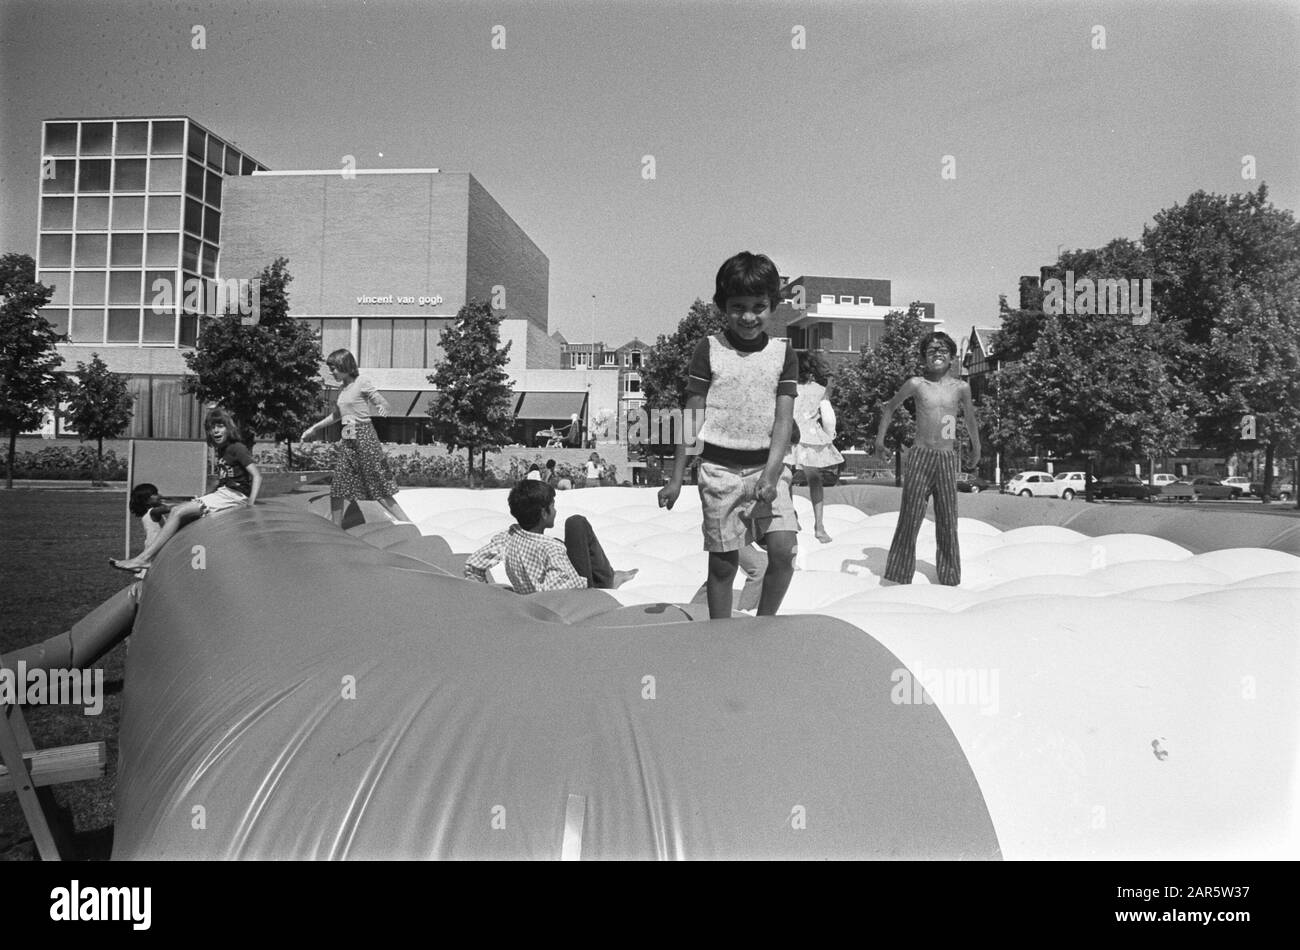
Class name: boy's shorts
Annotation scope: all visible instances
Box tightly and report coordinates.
[194,486,248,514]
[697,460,800,552]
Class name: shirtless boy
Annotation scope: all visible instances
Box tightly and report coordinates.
[871,331,981,586]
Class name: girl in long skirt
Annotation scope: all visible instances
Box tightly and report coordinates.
[302,349,413,527]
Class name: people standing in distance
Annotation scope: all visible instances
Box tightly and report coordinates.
[301,349,413,528]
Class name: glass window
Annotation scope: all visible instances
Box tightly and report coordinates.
[109,271,142,306]
[184,198,203,235]
[201,243,218,278]
[42,308,69,338]
[112,195,146,230]
[110,233,143,266]
[203,206,220,242]
[107,309,140,343]
[820,295,836,304]
[360,319,393,368]
[76,196,110,229]
[148,195,182,229]
[392,320,425,367]
[39,233,73,268]
[41,197,75,229]
[241,156,257,175]
[205,170,222,207]
[178,272,201,314]
[183,235,200,272]
[146,270,176,312]
[151,120,184,154]
[116,121,149,154]
[186,160,205,200]
[187,128,206,160]
[80,122,113,155]
[143,309,175,343]
[44,123,78,156]
[224,149,240,175]
[857,296,874,305]
[74,233,108,267]
[631,351,642,366]
[206,135,223,170]
[70,308,104,344]
[179,314,198,347]
[43,272,71,306]
[114,158,147,191]
[145,233,179,268]
[149,158,182,192]
[42,159,77,194]
[321,319,351,355]
[839,295,854,304]
[78,159,112,192]
[72,271,105,306]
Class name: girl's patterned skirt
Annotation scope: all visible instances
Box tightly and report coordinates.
[331,420,399,500]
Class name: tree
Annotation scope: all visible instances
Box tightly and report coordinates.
[0,253,62,489]
[830,305,930,485]
[64,353,134,484]
[642,299,726,412]
[426,300,516,487]
[183,258,321,462]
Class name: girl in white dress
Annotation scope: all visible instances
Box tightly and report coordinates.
[784,350,844,543]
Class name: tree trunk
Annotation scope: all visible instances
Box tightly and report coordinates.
[95,435,104,486]
[894,445,902,487]
[1261,442,1275,505]
[1085,454,1094,502]
[466,446,474,488]
[286,436,294,470]
[5,427,15,490]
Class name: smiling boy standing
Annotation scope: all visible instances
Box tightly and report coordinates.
[658,251,800,618]
[873,331,981,586]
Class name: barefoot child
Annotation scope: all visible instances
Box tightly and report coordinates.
[784,350,843,543]
[111,409,262,572]
[872,332,980,586]
[657,251,800,619]
[464,479,638,593]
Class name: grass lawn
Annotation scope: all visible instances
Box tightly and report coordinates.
[0,490,137,860]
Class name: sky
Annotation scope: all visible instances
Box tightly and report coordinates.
[2,0,1297,350]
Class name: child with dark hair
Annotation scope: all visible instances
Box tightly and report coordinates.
[658,250,800,618]
[111,408,262,571]
[464,479,637,593]
[872,331,980,586]
[129,482,172,551]
[784,349,844,543]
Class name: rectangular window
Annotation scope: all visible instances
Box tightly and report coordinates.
[149,158,183,192]
[80,122,113,156]
[320,319,351,356]
[187,128,206,161]
[116,121,149,155]
[603,353,617,365]
[224,149,240,175]
[108,271,142,306]
[178,314,198,347]
[205,170,221,207]
[359,319,393,368]
[106,309,140,343]
[114,158,147,191]
[110,232,144,267]
[146,270,176,312]
[42,308,69,339]
[151,120,184,154]
[203,206,220,242]
[74,234,108,268]
[145,233,179,268]
[39,233,72,268]
[41,197,75,230]
[839,295,853,305]
[44,123,78,156]
[148,195,182,230]
[200,242,218,278]
[44,272,71,307]
[78,159,112,192]
[184,198,203,235]
[43,159,77,195]
[69,308,104,344]
[183,235,201,272]
[186,160,205,200]
[820,295,835,304]
[76,196,111,230]
[392,320,425,368]
[206,136,224,171]
[142,309,175,344]
[631,351,641,367]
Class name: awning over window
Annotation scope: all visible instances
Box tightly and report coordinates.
[409,391,437,419]
[513,391,588,421]
[376,391,421,417]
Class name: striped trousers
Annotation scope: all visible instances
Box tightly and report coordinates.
[883,446,961,586]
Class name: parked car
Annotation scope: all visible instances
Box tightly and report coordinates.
[1249,479,1294,501]
[1222,476,1252,491]
[1052,471,1094,500]
[957,472,994,493]
[791,463,842,487]
[1095,475,1157,501]
[1147,473,1178,488]
[1175,476,1241,500]
[1003,471,1060,498]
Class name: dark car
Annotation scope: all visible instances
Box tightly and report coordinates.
[791,464,842,487]
[1177,476,1240,500]
[1094,475,1156,501]
[956,472,994,493]
[1250,480,1294,502]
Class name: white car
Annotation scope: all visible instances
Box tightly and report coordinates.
[1004,471,1059,498]
[1147,473,1178,487]
[1222,476,1252,490]
[1052,471,1090,500]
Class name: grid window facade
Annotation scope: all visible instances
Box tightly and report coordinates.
[36,118,266,347]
